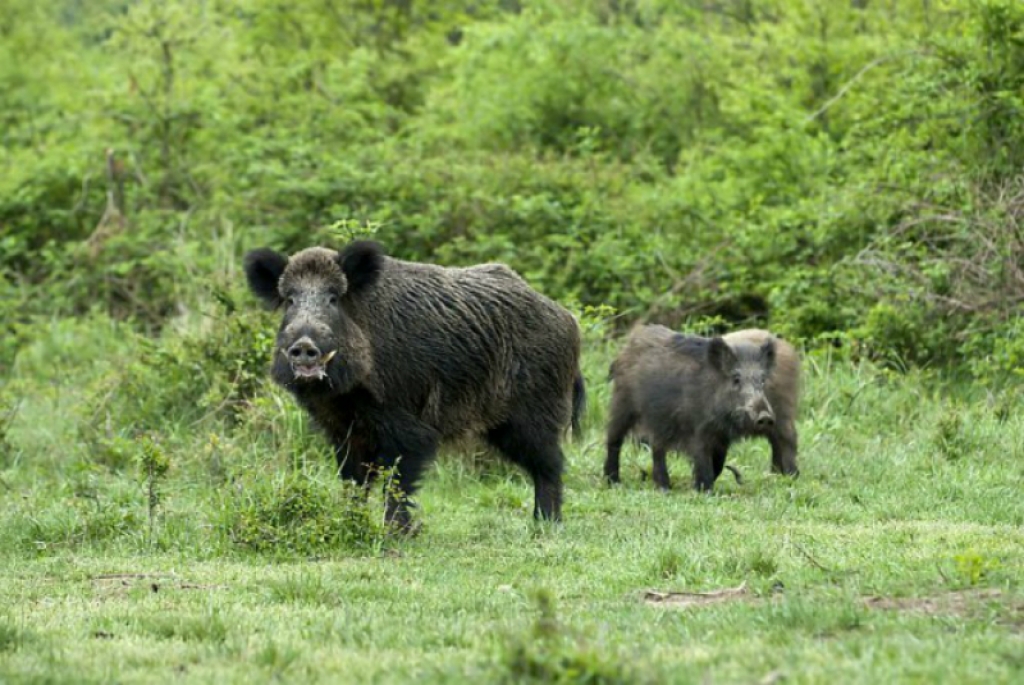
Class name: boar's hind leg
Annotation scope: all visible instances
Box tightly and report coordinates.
[769,421,799,477]
[604,394,637,484]
[487,421,564,522]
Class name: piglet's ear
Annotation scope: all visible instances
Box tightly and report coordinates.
[759,339,777,372]
[708,337,737,375]
[337,240,385,293]
[244,248,288,309]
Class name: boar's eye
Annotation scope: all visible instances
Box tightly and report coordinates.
[732,373,742,388]
[286,296,296,307]
[328,294,339,306]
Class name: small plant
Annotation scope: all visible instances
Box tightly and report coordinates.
[495,589,641,684]
[933,406,974,462]
[137,435,171,542]
[952,550,1001,587]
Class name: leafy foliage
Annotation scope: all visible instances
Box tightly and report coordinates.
[3,0,1023,385]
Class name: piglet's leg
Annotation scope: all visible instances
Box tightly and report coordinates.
[769,421,799,477]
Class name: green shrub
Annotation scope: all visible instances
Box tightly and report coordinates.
[78,303,275,462]
[223,469,381,556]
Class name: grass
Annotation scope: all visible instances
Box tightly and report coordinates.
[1,315,1022,683]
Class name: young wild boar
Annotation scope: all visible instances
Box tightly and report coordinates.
[244,241,584,530]
[604,325,799,491]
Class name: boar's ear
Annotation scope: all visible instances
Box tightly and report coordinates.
[759,339,777,371]
[337,240,385,293]
[707,337,737,375]
[244,248,288,309]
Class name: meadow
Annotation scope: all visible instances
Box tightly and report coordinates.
[3,1,1024,682]
[1,314,1021,684]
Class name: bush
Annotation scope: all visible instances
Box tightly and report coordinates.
[78,302,275,463]
[222,469,381,556]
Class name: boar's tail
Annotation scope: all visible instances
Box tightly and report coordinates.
[570,370,587,436]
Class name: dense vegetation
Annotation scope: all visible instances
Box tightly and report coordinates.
[3,0,1023,379]
[1,1,1022,682]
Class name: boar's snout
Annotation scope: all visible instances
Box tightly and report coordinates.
[748,396,775,428]
[281,335,338,382]
[287,336,322,365]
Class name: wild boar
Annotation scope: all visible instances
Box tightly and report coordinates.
[244,241,584,530]
[604,324,799,491]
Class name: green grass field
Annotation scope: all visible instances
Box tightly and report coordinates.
[1,318,1022,684]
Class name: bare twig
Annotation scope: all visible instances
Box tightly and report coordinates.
[806,51,921,123]
[792,540,832,573]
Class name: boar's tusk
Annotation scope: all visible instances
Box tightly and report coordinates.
[321,349,337,364]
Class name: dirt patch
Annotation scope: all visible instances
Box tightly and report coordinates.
[864,588,1002,615]
[90,573,225,596]
[864,588,1024,630]
[643,582,751,608]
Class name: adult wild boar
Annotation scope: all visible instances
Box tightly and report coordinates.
[604,325,799,491]
[244,241,584,529]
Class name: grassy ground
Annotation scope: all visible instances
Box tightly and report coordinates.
[1,316,1022,684]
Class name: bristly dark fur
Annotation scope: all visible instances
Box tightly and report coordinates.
[604,324,800,492]
[243,248,288,309]
[571,370,587,436]
[244,242,584,530]
[336,240,384,292]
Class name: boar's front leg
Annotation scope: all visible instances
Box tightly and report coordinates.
[382,458,432,533]
[651,446,671,490]
[692,443,723,493]
[331,427,379,493]
[378,414,441,534]
[769,421,799,477]
[711,446,728,483]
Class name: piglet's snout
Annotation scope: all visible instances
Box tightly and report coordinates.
[749,398,775,428]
